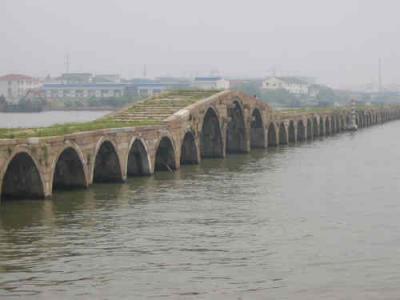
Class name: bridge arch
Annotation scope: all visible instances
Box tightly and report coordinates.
[1,150,45,200]
[127,138,152,176]
[297,120,306,142]
[52,145,88,191]
[306,119,312,140]
[373,112,378,124]
[200,107,223,158]
[226,100,247,153]
[279,122,288,145]
[180,131,199,165]
[368,112,373,126]
[325,117,331,135]
[267,122,278,147]
[250,108,265,148]
[331,117,336,134]
[358,113,364,128]
[93,139,124,183]
[312,117,319,138]
[346,114,351,129]
[335,115,341,132]
[319,116,324,136]
[288,120,296,143]
[340,115,345,131]
[155,136,177,171]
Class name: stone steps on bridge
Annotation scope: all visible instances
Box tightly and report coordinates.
[107,90,220,123]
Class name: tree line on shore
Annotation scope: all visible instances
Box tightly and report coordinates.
[0,95,142,112]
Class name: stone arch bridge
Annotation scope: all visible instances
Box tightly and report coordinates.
[1,90,400,201]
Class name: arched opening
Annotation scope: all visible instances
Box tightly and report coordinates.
[53,147,87,190]
[251,108,265,148]
[325,118,331,135]
[359,114,364,128]
[306,119,312,140]
[336,116,341,132]
[155,137,176,171]
[279,123,287,145]
[268,123,278,147]
[331,117,336,134]
[319,117,324,136]
[288,121,296,143]
[1,152,44,200]
[340,116,345,131]
[313,117,319,138]
[127,139,151,176]
[200,108,223,158]
[346,115,351,129]
[226,101,247,153]
[297,120,306,142]
[93,141,123,183]
[180,132,198,165]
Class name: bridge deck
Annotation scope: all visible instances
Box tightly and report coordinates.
[0,90,220,140]
[109,90,219,123]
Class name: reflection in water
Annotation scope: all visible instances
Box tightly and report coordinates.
[1,121,400,298]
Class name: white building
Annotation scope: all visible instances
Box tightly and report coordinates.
[0,74,42,103]
[192,77,230,90]
[261,76,310,95]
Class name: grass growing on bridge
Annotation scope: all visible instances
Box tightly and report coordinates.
[0,90,222,139]
[0,119,161,139]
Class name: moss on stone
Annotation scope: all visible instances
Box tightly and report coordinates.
[0,119,161,139]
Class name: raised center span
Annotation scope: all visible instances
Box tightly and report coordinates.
[0,89,399,201]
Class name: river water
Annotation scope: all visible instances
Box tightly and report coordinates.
[1,117,400,299]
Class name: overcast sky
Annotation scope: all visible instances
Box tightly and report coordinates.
[1,0,400,88]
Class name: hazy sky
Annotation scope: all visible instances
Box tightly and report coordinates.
[1,0,400,88]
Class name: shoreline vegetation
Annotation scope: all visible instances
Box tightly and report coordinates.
[0,95,144,113]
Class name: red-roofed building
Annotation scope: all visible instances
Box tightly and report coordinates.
[0,74,42,102]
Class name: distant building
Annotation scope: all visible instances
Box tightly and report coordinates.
[192,77,230,90]
[261,76,310,95]
[126,79,191,97]
[93,74,121,83]
[42,83,127,99]
[41,73,129,100]
[61,73,92,84]
[0,74,42,103]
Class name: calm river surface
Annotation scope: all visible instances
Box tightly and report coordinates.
[0,111,111,128]
[1,119,400,299]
